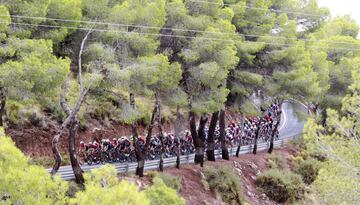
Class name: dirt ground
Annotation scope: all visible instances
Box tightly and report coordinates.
[6,110,242,158]
[6,118,175,157]
[125,146,301,205]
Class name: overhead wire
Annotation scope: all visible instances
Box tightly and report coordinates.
[2,21,359,51]
[0,14,357,47]
[187,0,327,18]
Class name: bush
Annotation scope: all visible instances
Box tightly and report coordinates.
[70,165,150,205]
[309,152,327,162]
[148,172,182,192]
[203,165,244,205]
[0,129,69,204]
[145,177,185,205]
[294,159,320,184]
[67,181,83,198]
[267,154,287,169]
[255,169,305,203]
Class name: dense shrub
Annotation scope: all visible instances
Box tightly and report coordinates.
[267,154,288,169]
[203,165,244,205]
[0,129,69,204]
[294,159,320,184]
[145,177,185,205]
[255,169,305,203]
[148,171,182,192]
[70,165,150,205]
[309,152,327,162]
[67,181,83,198]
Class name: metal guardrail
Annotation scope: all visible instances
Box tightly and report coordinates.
[56,134,302,180]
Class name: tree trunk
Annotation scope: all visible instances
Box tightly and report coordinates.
[236,118,244,157]
[0,87,6,127]
[206,111,219,161]
[219,108,229,160]
[321,109,327,127]
[68,117,84,184]
[196,114,208,167]
[252,123,261,154]
[235,131,242,157]
[189,111,200,164]
[174,106,182,169]
[144,97,158,156]
[158,131,164,172]
[51,115,73,175]
[130,93,145,177]
[156,94,164,172]
[268,120,280,154]
[51,131,63,176]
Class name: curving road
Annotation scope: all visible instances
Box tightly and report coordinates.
[279,101,307,138]
[51,101,307,180]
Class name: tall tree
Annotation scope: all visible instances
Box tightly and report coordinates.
[304,71,360,204]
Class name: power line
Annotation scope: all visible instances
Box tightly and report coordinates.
[1,14,356,46]
[187,0,327,18]
[2,21,360,51]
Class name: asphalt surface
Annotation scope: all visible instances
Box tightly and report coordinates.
[279,101,307,138]
[51,101,307,179]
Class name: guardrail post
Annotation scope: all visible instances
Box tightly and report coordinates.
[125,162,129,173]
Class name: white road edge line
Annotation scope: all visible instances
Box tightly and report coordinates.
[279,107,287,131]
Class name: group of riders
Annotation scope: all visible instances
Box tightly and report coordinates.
[79,103,282,165]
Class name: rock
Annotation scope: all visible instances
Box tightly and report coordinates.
[249,162,258,169]
[135,180,142,188]
[260,193,267,200]
[247,191,255,197]
[250,175,257,180]
[197,170,206,179]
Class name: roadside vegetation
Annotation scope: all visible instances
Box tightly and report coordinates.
[203,165,245,205]
[0,0,359,204]
[0,130,184,205]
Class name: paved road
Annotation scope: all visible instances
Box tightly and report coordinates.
[52,101,307,180]
[279,101,307,138]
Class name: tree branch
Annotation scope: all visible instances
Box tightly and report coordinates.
[60,75,71,116]
[78,29,93,93]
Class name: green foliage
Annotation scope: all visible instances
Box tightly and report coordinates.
[70,165,185,205]
[148,171,182,192]
[255,169,305,203]
[294,158,320,185]
[82,0,117,20]
[40,0,82,43]
[130,54,182,94]
[303,71,360,204]
[313,16,359,39]
[231,0,275,36]
[67,181,83,198]
[231,71,263,97]
[203,165,244,205]
[145,177,185,205]
[70,165,150,205]
[2,0,50,38]
[0,5,10,40]
[0,38,70,124]
[239,100,260,117]
[267,154,288,169]
[0,128,69,204]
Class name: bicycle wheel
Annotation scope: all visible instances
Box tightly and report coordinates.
[86,155,93,166]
